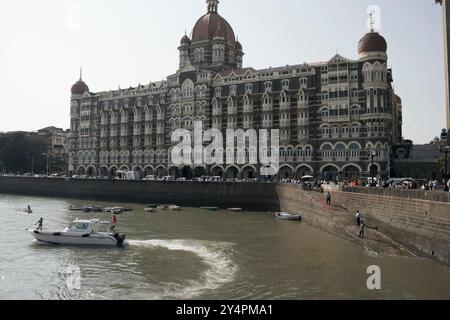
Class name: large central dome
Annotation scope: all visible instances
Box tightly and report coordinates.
[192,0,236,43]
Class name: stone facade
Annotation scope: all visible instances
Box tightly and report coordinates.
[68,0,403,180]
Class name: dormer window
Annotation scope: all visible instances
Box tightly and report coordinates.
[300,78,308,89]
[230,85,237,96]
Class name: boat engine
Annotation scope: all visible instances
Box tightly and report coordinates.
[114,233,126,246]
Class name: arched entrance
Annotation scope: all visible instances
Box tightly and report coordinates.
[77,166,86,176]
[109,166,117,177]
[225,166,240,179]
[169,167,180,179]
[343,165,361,180]
[156,166,166,178]
[181,166,194,180]
[296,166,313,179]
[241,166,257,179]
[100,166,109,177]
[194,166,206,178]
[279,166,294,179]
[321,165,339,181]
[210,166,224,177]
[144,166,154,177]
[87,166,96,177]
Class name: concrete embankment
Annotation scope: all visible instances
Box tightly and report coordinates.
[276,183,413,258]
[327,186,450,266]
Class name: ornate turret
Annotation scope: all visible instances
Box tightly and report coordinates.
[71,68,89,95]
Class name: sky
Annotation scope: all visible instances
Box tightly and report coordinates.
[0,0,446,144]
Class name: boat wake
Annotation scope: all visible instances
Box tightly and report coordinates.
[128,239,237,299]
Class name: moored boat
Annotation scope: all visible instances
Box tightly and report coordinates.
[105,207,126,214]
[275,212,302,221]
[201,207,219,211]
[144,207,155,213]
[168,205,181,211]
[227,208,242,212]
[27,219,126,247]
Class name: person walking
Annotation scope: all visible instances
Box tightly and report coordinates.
[355,210,361,226]
[326,192,331,206]
[359,221,366,238]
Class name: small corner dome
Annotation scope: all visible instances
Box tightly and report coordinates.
[71,80,89,95]
[358,31,387,55]
[180,34,191,45]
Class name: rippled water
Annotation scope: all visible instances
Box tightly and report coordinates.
[0,193,450,300]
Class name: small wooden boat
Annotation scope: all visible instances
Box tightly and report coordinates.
[23,209,33,214]
[276,212,302,221]
[106,207,126,214]
[201,207,219,211]
[227,208,242,212]
[68,205,84,211]
[168,205,181,211]
[144,207,155,213]
[85,206,103,213]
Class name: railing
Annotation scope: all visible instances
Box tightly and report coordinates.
[343,187,450,203]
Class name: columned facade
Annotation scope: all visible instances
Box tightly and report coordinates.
[68,0,403,180]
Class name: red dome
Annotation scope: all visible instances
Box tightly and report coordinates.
[358,31,387,55]
[192,13,235,43]
[180,34,191,45]
[71,80,89,95]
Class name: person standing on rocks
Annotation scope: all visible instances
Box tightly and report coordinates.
[359,221,365,238]
[355,210,361,226]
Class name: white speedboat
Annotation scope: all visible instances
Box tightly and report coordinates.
[28,219,126,247]
[168,205,181,211]
[276,212,302,221]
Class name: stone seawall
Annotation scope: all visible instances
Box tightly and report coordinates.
[328,187,450,266]
[0,177,280,211]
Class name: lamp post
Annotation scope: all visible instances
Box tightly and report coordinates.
[370,150,376,187]
[440,146,449,192]
[42,153,50,176]
[440,129,450,192]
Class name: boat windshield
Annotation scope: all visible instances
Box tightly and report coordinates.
[70,222,90,231]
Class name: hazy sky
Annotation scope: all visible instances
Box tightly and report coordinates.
[0,0,445,144]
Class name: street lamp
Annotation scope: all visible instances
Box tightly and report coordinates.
[26,156,34,175]
[440,146,449,192]
[42,153,50,176]
[370,150,376,187]
[440,129,450,192]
